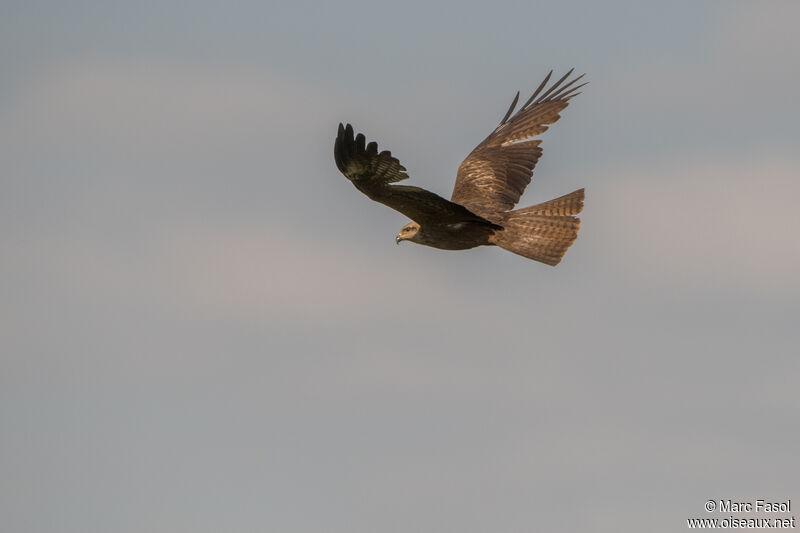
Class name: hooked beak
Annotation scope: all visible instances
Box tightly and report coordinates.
[396,235,402,245]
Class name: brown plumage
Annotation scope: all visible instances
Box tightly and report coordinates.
[334,69,586,266]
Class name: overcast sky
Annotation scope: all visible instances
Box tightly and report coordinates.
[2,1,799,532]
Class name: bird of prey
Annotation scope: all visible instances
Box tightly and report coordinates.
[334,69,586,266]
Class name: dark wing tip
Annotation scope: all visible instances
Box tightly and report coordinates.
[335,122,358,173]
[334,125,346,173]
[500,91,520,125]
[334,124,410,184]
[355,132,366,153]
[521,70,553,110]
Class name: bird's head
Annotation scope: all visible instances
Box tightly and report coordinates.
[396,222,420,244]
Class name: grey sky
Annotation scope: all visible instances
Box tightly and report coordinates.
[2,1,799,532]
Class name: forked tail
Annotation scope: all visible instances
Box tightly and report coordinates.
[491,188,585,266]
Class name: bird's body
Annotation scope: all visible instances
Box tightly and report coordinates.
[404,220,498,250]
[334,70,587,266]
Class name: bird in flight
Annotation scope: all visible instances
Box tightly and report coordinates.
[334,69,586,266]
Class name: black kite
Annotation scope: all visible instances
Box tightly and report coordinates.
[334,70,586,266]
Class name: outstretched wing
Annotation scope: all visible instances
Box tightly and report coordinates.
[334,123,498,226]
[451,70,587,216]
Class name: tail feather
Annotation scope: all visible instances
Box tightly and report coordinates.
[491,188,584,266]
[514,188,584,216]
